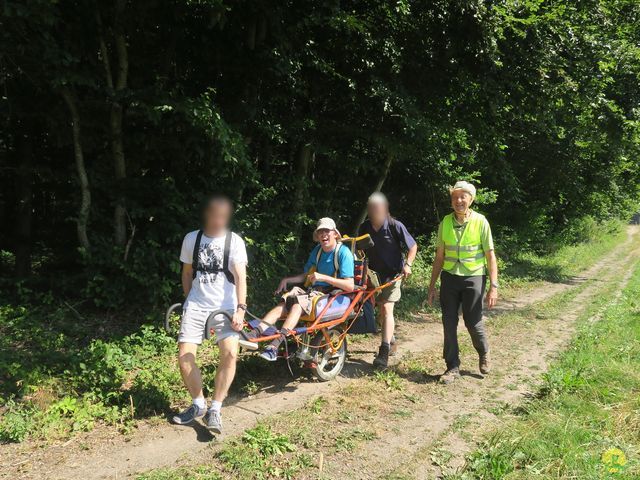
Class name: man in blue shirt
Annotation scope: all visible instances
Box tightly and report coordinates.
[359,192,417,368]
[251,217,355,361]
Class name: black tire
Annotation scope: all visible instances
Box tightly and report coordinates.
[204,310,233,340]
[312,329,347,382]
[164,303,183,335]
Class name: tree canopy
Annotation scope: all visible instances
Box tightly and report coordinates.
[1,0,639,308]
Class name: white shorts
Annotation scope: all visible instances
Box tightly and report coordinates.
[178,308,239,345]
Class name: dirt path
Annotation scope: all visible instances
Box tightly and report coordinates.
[3,227,638,480]
[323,226,640,479]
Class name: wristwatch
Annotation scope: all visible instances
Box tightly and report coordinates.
[490,281,499,289]
[237,303,247,311]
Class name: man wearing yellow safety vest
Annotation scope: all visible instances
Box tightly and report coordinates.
[427,181,498,384]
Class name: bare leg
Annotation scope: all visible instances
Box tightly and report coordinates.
[281,303,303,330]
[212,336,239,403]
[268,303,303,349]
[260,303,285,326]
[380,302,395,344]
[178,342,203,399]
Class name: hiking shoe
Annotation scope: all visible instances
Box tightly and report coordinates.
[389,337,398,357]
[439,367,460,384]
[479,354,490,375]
[260,346,278,362]
[373,344,390,369]
[204,409,223,434]
[172,404,206,425]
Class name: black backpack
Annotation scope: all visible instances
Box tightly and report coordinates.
[191,230,235,285]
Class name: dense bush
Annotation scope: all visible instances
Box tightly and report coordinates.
[1,0,639,310]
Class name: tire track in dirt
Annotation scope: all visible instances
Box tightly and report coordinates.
[321,226,640,479]
[3,227,637,479]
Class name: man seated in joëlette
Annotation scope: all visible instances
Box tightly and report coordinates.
[248,217,355,361]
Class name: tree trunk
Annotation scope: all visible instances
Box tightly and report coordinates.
[352,150,394,231]
[61,88,91,252]
[14,121,33,278]
[97,2,129,247]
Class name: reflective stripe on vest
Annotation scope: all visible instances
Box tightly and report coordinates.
[441,212,486,272]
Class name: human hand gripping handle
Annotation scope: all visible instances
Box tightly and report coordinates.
[402,264,412,279]
[231,307,245,331]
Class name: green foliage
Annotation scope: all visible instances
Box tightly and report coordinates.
[217,424,305,479]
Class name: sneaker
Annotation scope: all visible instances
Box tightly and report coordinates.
[479,354,490,375]
[373,344,390,369]
[172,404,206,425]
[239,330,259,350]
[439,367,460,384]
[260,346,278,362]
[204,409,223,434]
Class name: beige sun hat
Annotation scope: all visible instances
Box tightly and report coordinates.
[313,217,341,241]
[449,181,476,199]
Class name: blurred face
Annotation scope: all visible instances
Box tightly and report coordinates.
[367,201,389,223]
[204,200,232,233]
[451,190,473,215]
[317,228,339,250]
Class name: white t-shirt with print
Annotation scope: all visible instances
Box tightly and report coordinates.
[180,230,248,311]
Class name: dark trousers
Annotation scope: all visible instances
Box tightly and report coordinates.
[439,271,489,370]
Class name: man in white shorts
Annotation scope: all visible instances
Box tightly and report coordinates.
[172,195,248,434]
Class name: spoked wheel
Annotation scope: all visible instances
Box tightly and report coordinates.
[311,329,347,382]
[165,303,183,336]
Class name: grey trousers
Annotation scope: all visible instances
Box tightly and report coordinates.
[439,271,490,370]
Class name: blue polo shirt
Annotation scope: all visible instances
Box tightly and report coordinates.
[304,244,355,287]
[358,217,416,279]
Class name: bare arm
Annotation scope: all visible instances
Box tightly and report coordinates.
[427,245,445,306]
[485,249,498,308]
[403,243,419,278]
[182,263,193,298]
[406,243,418,266]
[231,262,247,330]
[275,272,308,293]
[233,262,247,306]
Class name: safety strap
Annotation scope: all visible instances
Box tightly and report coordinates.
[191,230,235,285]
[192,230,204,280]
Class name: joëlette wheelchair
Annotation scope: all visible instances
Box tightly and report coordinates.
[165,234,402,382]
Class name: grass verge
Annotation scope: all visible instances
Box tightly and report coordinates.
[448,261,640,479]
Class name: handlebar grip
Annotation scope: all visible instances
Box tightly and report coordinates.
[204,310,233,340]
[165,303,183,333]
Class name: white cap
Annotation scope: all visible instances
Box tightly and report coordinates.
[313,217,341,241]
[449,181,476,199]
[367,192,388,205]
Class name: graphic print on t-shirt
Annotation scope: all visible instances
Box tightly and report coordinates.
[197,240,225,284]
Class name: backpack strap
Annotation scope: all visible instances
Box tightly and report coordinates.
[333,243,342,277]
[311,244,343,278]
[222,232,235,285]
[314,244,323,266]
[192,230,204,280]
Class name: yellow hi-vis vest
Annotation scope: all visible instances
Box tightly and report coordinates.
[442,212,486,273]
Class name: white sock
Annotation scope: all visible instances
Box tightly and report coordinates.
[209,400,222,412]
[192,396,206,409]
